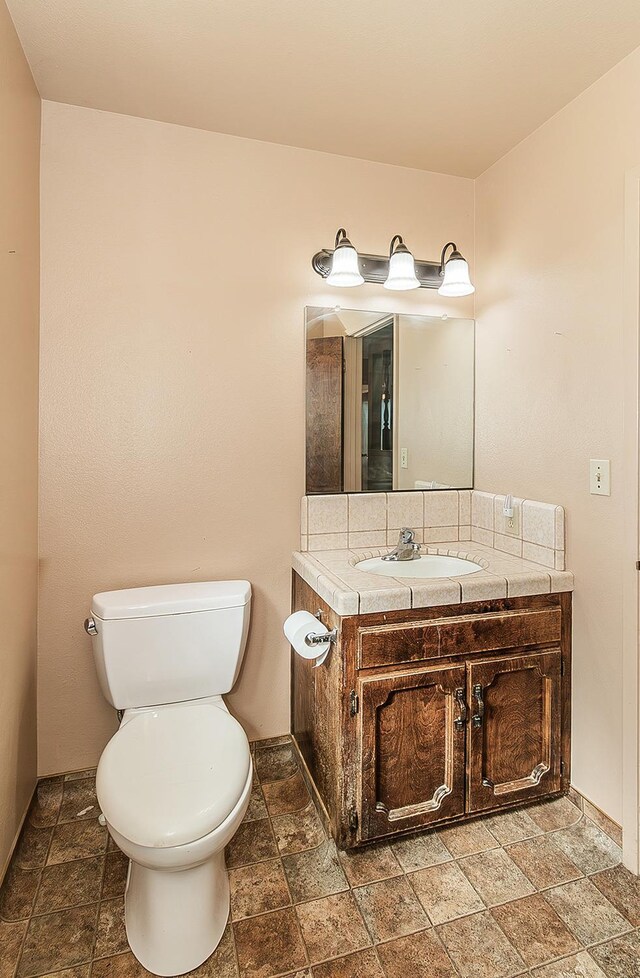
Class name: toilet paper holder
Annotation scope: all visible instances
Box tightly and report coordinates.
[304,610,338,648]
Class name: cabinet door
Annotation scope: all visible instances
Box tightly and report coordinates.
[467,650,562,813]
[359,665,466,841]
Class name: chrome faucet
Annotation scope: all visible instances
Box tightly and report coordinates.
[382,527,421,561]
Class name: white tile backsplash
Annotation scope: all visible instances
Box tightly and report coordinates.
[348,493,387,532]
[424,490,459,527]
[522,500,557,549]
[307,495,348,535]
[471,491,495,531]
[387,491,424,530]
[300,490,567,573]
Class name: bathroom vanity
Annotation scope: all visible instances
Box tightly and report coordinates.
[297,307,573,850]
[290,539,573,851]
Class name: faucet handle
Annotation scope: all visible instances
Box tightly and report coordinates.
[399,527,415,544]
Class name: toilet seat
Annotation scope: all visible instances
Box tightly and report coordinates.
[96,701,251,848]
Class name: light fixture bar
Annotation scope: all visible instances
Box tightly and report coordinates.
[312,248,443,289]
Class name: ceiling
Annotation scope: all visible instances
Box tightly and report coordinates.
[8,0,640,177]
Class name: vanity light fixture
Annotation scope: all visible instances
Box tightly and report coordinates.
[383,235,420,291]
[438,242,475,297]
[325,228,364,287]
[312,230,474,294]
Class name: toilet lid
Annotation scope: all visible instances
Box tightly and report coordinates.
[96,702,251,848]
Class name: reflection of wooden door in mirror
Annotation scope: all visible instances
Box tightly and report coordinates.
[362,324,393,491]
[306,337,344,493]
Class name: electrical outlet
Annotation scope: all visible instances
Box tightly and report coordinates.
[400,448,408,469]
[590,459,611,496]
[504,510,520,535]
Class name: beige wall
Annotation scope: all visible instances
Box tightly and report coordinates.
[475,45,640,824]
[39,101,475,775]
[0,0,40,874]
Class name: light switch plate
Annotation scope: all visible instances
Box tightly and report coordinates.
[590,459,611,496]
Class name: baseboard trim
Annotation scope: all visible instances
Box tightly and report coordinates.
[569,785,623,847]
[0,779,38,885]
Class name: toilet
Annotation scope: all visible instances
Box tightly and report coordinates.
[86,580,253,977]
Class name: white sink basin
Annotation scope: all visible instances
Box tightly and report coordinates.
[357,554,483,579]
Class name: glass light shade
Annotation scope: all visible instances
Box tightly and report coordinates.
[438,257,475,297]
[383,249,420,291]
[326,244,364,287]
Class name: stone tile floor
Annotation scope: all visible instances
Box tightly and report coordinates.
[1,736,639,978]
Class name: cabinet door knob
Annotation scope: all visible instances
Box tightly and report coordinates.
[472,683,484,728]
[454,687,467,731]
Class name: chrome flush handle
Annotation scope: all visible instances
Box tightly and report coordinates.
[84,617,98,636]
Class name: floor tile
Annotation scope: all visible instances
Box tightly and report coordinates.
[271,802,326,856]
[438,820,498,858]
[28,782,63,829]
[590,929,640,978]
[47,822,107,866]
[376,929,458,978]
[101,851,129,901]
[311,949,385,978]
[506,835,583,890]
[229,858,290,919]
[34,856,104,915]
[0,919,28,978]
[225,817,278,868]
[590,864,640,926]
[186,923,239,977]
[295,891,371,964]
[551,822,622,875]
[262,772,310,817]
[530,951,608,978]
[352,876,429,943]
[0,864,40,921]
[338,843,402,887]
[64,771,97,783]
[13,824,53,871]
[94,899,128,958]
[36,968,89,978]
[243,783,268,823]
[458,848,535,907]
[486,808,543,846]
[527,797,582,833]
[254,744,298,783]
[250,735,291,750]
[17,905,98,977]
[282,841,349,902]
[233,906,307,977]
[90,922,238,977]
[408,861,485,925]
[490,893,580,967]
[544,878,632,945]
[436,910,525,978]
[390,832,452,872]
[58,782,101,825]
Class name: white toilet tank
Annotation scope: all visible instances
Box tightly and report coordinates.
[88,581,251,710]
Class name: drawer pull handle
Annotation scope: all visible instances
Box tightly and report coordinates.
[472,683,484,728]
[454,688,467,731]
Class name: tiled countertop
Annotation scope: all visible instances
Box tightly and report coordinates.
[292,543,574,616]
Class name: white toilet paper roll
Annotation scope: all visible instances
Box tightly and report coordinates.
[284,610,331,667]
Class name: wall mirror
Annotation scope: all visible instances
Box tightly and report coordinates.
[305,307,474,494]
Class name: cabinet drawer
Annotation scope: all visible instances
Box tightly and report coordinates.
[358,606,562,669]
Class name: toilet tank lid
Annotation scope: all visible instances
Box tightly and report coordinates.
[91,580,251,620]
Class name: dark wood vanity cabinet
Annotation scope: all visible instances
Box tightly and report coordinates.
[291,573,571,849]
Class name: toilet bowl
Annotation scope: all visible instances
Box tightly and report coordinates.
[97,697,251,975]
[86,581,252,976]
